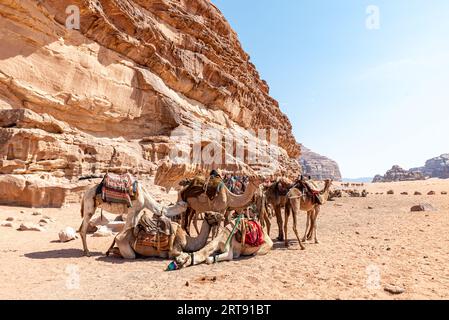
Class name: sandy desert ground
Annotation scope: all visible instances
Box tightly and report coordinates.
[1,179,449,300]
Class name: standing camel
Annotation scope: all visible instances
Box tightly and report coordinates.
[264,178,294,241]
[284,179,332,249]
[182,176,263,234]
[79,182,187,256]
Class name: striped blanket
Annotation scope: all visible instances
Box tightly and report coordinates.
[235,220,265,247]
[100,173,137,207]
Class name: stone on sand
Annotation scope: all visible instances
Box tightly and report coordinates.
[1,221,15,228]
[18,222,45,232]
[410,203,437,212]
[59,227,78,242]
[384,284,405,295]
[92,225,113,237]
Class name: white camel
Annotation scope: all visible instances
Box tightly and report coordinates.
[79,182,187,256]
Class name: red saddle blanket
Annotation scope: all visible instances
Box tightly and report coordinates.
[235,220,265,247]
[100,173,137,207]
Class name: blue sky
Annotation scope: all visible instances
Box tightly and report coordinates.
[212,0,449,178]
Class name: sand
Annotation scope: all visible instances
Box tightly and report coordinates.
[1,179,448,300]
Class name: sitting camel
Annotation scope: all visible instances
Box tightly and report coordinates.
[173,218,273,268]
[107,211,224,260]
[79,181,187,256]
[284,179,332,249]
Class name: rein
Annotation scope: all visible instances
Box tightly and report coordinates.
[224,214,244,249]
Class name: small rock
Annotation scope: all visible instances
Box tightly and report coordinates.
[59,227,78,243]
[6,217,15,221]
[185,281,189,287]
[42,215,55,222]
[106,221,125,233]
[355,231,360,235]
[368,206,374,210]
[400,192,408,195]
[387,190,394,195]
[414,191,422,195]
[39,218,52,224]
[384,284,405,295]
[18,222,45,232]
[441,191,447,195]
[92,225,113,237]
[411,203,437,212]
[1,221,15,228]
[427,191,436,195]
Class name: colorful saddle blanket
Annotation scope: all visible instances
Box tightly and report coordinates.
[99,173,137,207]
[294,180,323,205]
[235,220,265,247]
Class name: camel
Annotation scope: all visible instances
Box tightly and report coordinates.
[173,218,273,268]
[263,178,294,241]
[182,176,263,235]
[106,211,224,260]
[79,182,188,257]
[284,179,332,249]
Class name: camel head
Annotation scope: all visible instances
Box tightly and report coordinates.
[203,211,224,227]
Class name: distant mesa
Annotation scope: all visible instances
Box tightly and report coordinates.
[373,153,449,183]
[300,145,342,181]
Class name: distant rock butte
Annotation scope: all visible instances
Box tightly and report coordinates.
[373,165,425,183]
[300,146,342,181]
[0,0,301,207]
[373,154,449,183]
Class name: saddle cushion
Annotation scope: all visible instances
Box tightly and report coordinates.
[133,212,174,253]
[100,173,137,207]
[235,220,265,247]
[180,175,224,202]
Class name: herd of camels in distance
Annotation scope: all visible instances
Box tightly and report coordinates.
[77,169,333,270]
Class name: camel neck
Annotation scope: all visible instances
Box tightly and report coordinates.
[184,220,211,252]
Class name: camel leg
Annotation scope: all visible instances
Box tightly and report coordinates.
[302,210,312,242]
[275,205,284,241]
[264,214,271,237]
[192,212,200,235]
[283,202,291,247]
[311,206,320,244]
[79,201,96,257]
[292,208,305,250]
[207,246,234,264]
[115,228,136,260]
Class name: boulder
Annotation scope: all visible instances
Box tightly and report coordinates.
[58,227,78,242]
[411,203,437,212]
[18,222,45,232]
[427,191,436,195]
[387,190,394,195]
[92,226,113,237]
[414,191,422,195]
[1,221,15,228]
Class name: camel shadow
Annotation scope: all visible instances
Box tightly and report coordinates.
[95,254,167,264]
[25,249,103,259]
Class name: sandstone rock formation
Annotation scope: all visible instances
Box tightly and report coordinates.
[372,165,425,183]
[0,0,301,206]
[411,154,449,179]
[299,145,341,181]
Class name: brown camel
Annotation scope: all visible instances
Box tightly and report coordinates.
[284,179,333,249]
[263,178,294,241]
[107,211,224,260]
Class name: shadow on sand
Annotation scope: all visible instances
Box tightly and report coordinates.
[24,249,103,259]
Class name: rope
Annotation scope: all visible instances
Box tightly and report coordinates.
[224,214,244,249]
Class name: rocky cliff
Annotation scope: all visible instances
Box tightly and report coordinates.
[372,165,425,183]
[411,154,449,179]
[0,0,301,207]
[299,145,342,181]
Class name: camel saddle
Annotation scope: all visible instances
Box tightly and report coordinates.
[180,175,225,202]
[294,180,324,205]
[133,212,174,253]
[97,173,138,208]
[234,219,265,247]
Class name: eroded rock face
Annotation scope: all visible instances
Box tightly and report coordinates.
[299,145,342,181]
[413,154,449,179]
[372,165,425,183]
[0,0,301,206]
